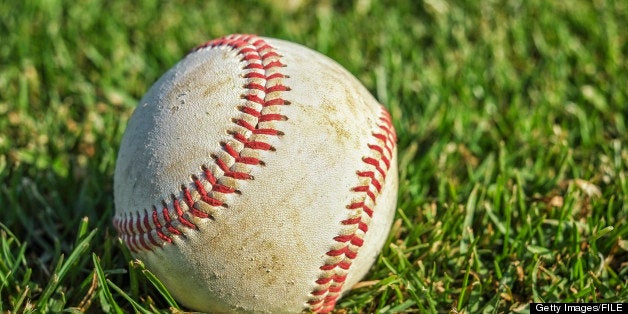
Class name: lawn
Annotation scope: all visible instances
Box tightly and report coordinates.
[1,0,626,313]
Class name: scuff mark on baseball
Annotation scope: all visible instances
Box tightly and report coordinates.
[113,34,398,313]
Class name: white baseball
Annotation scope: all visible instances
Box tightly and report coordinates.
[113,34,397,313]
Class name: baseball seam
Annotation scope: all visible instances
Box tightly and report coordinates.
[113,34,290,252]
[308,107,396,313]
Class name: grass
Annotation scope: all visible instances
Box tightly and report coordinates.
[1,0,626,312]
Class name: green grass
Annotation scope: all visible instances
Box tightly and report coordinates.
[1,0,626,313]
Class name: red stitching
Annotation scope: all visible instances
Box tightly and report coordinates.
[267,73,286,80]
[244,72,265,79]
[239,105,261,117]
[234,118,284,135]
[308,106,396,313]
[264,60,285,69]
[152,209,172,244]
[194,177,224,207]
[244,94,265,105]
[265,98,289,106]
[173,199,196,229]
[114,34,289,253]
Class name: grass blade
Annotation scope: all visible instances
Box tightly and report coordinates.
[105,278,152,314]
[92,253,123,314]
[38,223,97,311]
[133,260,180,309]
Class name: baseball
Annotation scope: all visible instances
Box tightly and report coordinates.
[113,34,398,313]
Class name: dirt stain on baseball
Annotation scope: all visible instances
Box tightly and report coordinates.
[316,101,350,147]
[202,75,235,99]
